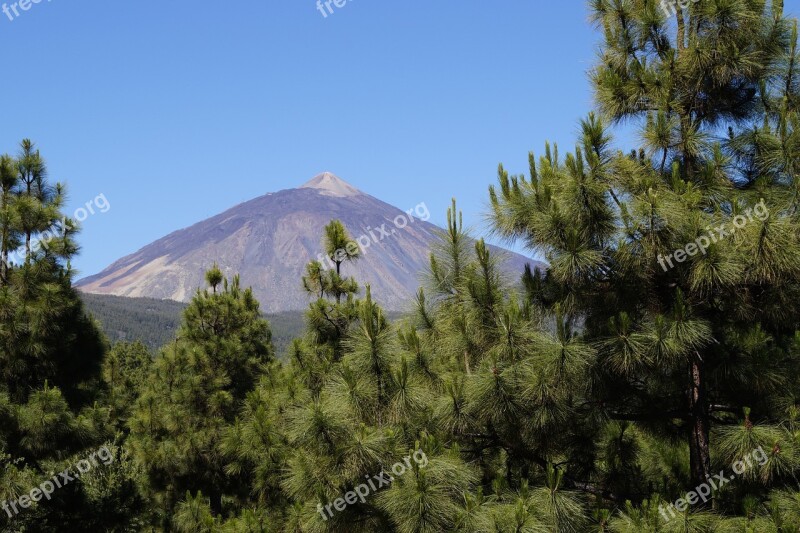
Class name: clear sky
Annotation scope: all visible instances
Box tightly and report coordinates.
[2,1,794,276]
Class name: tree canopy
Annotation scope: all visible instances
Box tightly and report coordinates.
[3,1,800,531]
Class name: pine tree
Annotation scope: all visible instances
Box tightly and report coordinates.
[128,270,274,526]
[0,155,19,285]
[490,0,800,517]
[0,139,122,531]
[101,341,152,432]
[415,200,590,532]
[301,220,361,362]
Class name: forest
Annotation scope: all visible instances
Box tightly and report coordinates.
[2,0,800,531]
[79,294,315,356]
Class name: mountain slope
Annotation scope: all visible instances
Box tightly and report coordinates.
[77,173,539,312]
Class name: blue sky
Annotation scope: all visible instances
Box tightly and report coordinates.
[2,1,793,276]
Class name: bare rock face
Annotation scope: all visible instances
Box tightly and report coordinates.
[77,173,539,312]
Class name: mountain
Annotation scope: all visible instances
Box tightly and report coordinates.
[77,173,540,313]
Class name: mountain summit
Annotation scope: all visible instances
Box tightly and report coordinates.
[77,174,537,312]
[300,172,362,197]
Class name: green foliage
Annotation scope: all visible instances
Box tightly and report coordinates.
[81,292,318,357]
[128,270,274,527]
[102,341,152,432]
[301,219,361,361]
[482,0,800,527]
[5,2,800,530]
[0,140,143,532]
[80,293,188,350]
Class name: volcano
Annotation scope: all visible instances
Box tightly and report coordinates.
[77,173,539,313]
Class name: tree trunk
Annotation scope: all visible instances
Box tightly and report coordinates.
[0,238,6,285]
[0,192,7,284]
[688,354,711,492]
[335,259,341,303]
[209,489,224,515]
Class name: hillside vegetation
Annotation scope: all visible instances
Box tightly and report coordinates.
[2,1,800,531]
[80,293,312,357]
